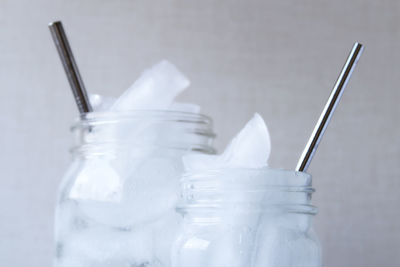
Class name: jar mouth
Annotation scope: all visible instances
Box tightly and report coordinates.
[182,167,313,188]
[179,167,317,215]
[69,110,216,155]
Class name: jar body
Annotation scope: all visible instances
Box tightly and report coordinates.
[54,111,215,267]
[172,169,322,267]
[172,213,320,267]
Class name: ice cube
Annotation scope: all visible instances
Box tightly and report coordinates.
[59,222,154,265]
[251,218,321,267]
[221,113,270,168]
[69,159,123,203]
[206,225,255,267]
[111,60,190,111]
[57,198,180,266]
[151,212,182,266]
[71,153,181,227]
[90,61,193,157]
[171,227,213,267]
[181,153,220,172]
[183,113,270,171]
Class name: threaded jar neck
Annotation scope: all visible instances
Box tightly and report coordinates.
[70,110,216,157]
[178,168,317,220]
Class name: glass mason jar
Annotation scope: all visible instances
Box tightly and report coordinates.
[172,168,321,267]
[54,110,215,267]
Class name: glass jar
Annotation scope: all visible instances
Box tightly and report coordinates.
[172,168,321,267]
[54,110,216,267]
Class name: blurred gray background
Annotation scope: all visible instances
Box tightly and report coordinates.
[1,0,399,266]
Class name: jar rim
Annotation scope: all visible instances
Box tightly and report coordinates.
[183,167,312,187]
[184,167,310,175]
[69,109,216,156]
[71,110,213,130]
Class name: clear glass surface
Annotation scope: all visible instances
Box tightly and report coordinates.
[54,111,215,267]
[172,168,322,267]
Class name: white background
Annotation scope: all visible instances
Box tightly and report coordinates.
[0,0,399,266]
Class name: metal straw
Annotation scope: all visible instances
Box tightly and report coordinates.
[49,21,92,114]
[296,42,364,172]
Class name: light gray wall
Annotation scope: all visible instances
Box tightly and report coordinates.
[1,0,399,266]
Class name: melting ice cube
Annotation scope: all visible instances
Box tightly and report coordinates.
[111,60,190,111]
[183,113,271,171]
[69,159,123,202]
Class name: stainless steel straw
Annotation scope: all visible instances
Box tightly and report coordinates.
[49,21,92,114]
[296,42,364,172]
